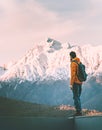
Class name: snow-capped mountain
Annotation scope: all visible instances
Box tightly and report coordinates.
[0,38,102,111]
[0,38,69,81]
[0,38,102,82]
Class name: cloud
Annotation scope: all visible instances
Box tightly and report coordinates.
[0,0,102,64]
[0,0,75,38]
[37,0,91,12]
[0,0,79,64]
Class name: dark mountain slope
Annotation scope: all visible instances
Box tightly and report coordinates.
[0,96,102,117]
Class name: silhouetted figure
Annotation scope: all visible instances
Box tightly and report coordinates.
[69,51,83,116]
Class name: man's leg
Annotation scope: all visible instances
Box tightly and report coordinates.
[72,83,82,115]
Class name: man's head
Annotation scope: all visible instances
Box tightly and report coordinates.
[70,51,76,59]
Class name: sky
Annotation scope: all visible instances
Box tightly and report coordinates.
[0,0,102,65]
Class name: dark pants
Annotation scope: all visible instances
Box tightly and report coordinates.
[72,83,82,112]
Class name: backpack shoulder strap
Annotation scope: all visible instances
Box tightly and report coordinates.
[72,60,79,65]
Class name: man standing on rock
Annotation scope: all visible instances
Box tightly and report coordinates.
[69,51,82,116]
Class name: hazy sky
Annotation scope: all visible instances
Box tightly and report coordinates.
[0,0,102,65]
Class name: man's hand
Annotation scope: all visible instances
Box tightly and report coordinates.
[70,85,73,90]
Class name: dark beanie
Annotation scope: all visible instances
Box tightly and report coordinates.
[70,51,76,58]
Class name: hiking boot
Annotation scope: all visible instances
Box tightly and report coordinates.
[74,111,82,116]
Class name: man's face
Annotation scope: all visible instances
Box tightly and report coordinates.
[70,55,72,62]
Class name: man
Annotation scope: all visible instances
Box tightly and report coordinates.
[69,51,82,116]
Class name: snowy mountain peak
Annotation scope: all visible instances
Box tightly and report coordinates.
[47,38,62,51]
[0,38,102,84]
[0,38,102,109]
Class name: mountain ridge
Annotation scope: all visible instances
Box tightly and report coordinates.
[0,38,102,111]
[0,38,102,83]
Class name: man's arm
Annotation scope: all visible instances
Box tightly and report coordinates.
[70,62,77,86]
